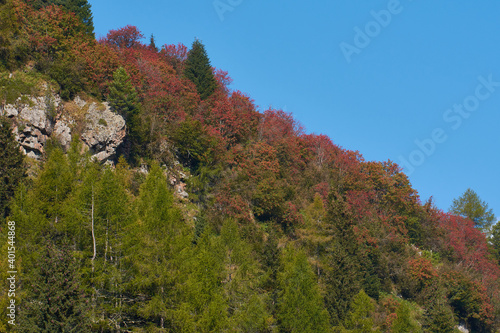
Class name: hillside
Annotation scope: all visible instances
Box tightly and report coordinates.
[1,1,500,332]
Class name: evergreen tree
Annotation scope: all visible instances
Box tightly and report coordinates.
[0,0,17,68]
[323,191,362,325]
[340,290,380,333]
[0,116,25,219]
[277,245,330,333]
[126,162,192,330]
[391,301,421,333]
[184,39,217,100]
[422,300,457,333]
[108,67,140,120]
[449,188,496,232]
[19,238,91,332]
[108,67,144,163]
[149,33,157,52]
[491,221,500,264]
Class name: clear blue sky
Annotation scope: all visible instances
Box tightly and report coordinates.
[88,0,500,221]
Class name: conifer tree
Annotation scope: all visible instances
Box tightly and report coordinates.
[277,245,330,333]
[126,162,191,330]
[19,238,91,332]
[0,116,25,219]
[491,221,500,264]
[391,301,421,333]
[422,300,457,333]
[450,188,496,232]
[108,67,144,163]
[340,290,380,333]
[184,39,217,100]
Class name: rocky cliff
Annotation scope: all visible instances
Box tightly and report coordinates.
[1,94,126,163]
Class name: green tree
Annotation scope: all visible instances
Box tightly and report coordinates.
[449,188,496,232]
[391,301,421,333]
[18,238,91,332]
[0,117,25,219]
[322,191,362,325]
[422,300,457,333]
[125,162,192,330]
[491,221,500,264]
[339,290,380,333]
[0,0,18,68]
[277,244,330,333]
[108,67,144,163]
[108,67,140,120]
[184,39,217,100]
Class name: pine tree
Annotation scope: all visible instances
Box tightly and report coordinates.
[184,39,217,100]
[0,116,25,219]
[277,244,330,333]
[449,188,496,232]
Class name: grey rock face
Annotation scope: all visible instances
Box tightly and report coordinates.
[3,94,126,163]
[81,101,126,162]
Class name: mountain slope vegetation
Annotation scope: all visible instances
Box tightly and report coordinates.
[1,1,500,331]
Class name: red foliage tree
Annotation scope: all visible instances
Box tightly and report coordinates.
[101,25,144,49]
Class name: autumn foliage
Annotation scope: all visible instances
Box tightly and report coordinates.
[2,1,500,331]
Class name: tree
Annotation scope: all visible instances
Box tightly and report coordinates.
[491,221,500,264]
[277,245,330,333]
[340,290,380,333]
[0,117,25,219]
[103,25,144,49]
[184,39,217,100]
[391,301,420,333]
[19,238,91,332]
[21,0,94,36]
[108,67,144,162]
[0,0,17,68]
[126,162,192,330]
[450,188,496,232]
[422,299,457,333]
[149,33,157,52]
[108,67,140,120]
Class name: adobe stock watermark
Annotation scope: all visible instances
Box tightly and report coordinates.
[213,0,243,22]
[398,74,500,175]
[340,0,414,64]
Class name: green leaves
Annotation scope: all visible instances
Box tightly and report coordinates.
[277,245,330,332]
[0,117,25,219]
[450,188,496,232]
[184,39,217,100]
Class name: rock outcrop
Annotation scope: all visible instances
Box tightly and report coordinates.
[1,94,126,163]
[80,99,126,162]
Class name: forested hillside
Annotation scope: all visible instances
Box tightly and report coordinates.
[1,0,500,332]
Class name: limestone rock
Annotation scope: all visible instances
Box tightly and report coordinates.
[3,93,126,163]
[81,101,126,162]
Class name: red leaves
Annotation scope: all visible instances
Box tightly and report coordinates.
[101,25,144,49]
[439,213,500,280]
[408,256,438,285]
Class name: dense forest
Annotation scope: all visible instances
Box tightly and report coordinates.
[1,0,500,332]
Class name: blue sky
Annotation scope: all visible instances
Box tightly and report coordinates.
[88,0,500,221]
